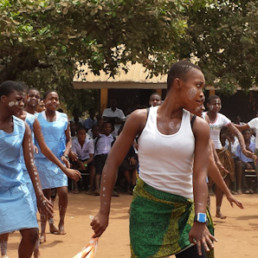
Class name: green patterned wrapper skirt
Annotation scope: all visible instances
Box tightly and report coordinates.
[130,178,214,258]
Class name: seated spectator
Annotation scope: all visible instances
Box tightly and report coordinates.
[88,117,105,138]
[93,122,116,195]
[83,108,97,132]
[102,99,125,136]
[86,124,100,195]
[119,145,138,194]
[235,129,256,194]
[70,127,94,193]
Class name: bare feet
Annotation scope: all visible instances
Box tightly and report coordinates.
[72,188,79,194]
[58,223,66,235]
[49,223,59,234]
[34,249,40,258]
[216,212,227,219]
[39,234,46,244]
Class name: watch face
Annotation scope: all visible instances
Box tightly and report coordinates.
[198,213,207,223]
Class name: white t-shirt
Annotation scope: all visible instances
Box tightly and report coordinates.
[203,112,231,149]
[71,138,94,160]
[248,118,258,149]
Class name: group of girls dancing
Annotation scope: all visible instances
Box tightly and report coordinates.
[0,81,80,258]
[0,61,256,258]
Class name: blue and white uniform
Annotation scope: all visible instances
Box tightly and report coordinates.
[35,111,68,189]
[0,116,38,234]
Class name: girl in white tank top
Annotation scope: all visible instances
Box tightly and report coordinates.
[91,61,216,258]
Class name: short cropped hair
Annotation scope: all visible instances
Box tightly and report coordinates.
[207,95,221,104]
[43,90,58,100]
[76,126,86,134]
[27,87,40,94]
[0,81,26,97]
[167,60,201,91]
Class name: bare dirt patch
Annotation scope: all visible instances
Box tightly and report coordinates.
[7,193,258,258]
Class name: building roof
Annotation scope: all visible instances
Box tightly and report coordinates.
[73,62,167,89]
[73,63,258,91]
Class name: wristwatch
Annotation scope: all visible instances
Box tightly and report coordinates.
[63,154,69,159]
[194,213,207,223]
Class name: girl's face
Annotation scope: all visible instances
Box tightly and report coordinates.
[149,94,161,107]
[103,123,113,135]
[4,90,25,114]
[37,100,46,112]
[207,98,221,113]
[26,90,40,108]
[92,126,100,138]
[243,130,251,141]
[77,129,86,142]
[44,92,59,111]
[181,69,205,115]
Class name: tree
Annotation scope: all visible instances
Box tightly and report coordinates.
[178,0,258,94]
[0,0,204,112]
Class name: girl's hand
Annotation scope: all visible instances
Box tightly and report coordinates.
[216,161,229,175]
[37,195,53,217]
[61,155,70,168]
[64,168,81,182]
[242,149,256,160]
[70,151,78,162]
[226,193,244,209]
[189,223,217,256]
[34,145,39,154]
[90,212,109,238]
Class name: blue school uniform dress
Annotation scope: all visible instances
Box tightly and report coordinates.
[35,111,68,189]
[0,116,38,234]
[20,112,37,212]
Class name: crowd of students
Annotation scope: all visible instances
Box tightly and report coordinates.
[0,60,257,258]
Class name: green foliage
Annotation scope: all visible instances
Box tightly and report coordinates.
[0,0,256,110]
[179,0,258,93]
[1,0,201,111]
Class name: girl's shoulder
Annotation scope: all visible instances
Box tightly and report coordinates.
[13,116,26,134]
[35,111,43,119]
[218,113,231,122]
[13,115,25,126]
[25,112,36,123]
[57,111,68,120]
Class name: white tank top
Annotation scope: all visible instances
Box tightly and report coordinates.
[138,106,195,199]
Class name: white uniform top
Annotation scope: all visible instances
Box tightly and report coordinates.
[102,107,125,136]
[248,118,258,149]
[203,112,231,149]
[138,106,195,200]
[71,138,94,160]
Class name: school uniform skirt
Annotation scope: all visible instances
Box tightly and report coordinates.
[23,170,37,213]
[0,184,38,234]
[35,158,67,189]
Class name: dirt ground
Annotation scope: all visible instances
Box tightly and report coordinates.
[7,192,258,258]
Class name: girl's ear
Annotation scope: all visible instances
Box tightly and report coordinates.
[0,95,7,103]
[174,78,181,89]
